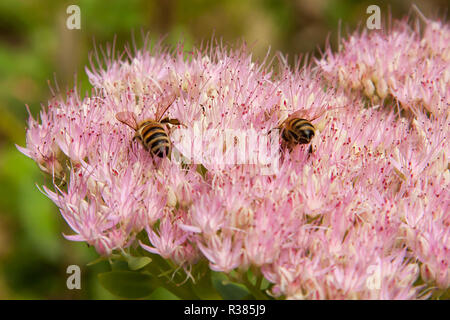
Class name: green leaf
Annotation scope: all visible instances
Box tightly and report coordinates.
[211,272,250,300]
[149,287,181,300]
[246,269,270,290]
[110,260,129,271]
[191,267,222,300]
[98,271,157,299]
[260,277,271,291]
[126,255,152,271]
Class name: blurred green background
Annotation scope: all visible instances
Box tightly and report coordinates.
[0,0,447,299]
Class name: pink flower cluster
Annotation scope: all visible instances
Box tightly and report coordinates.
[18,17,449,299]
[318,17,449,116]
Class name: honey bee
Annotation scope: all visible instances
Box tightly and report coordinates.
[278,117,316,146]
[115,96,183,159]
[269,107,339,152]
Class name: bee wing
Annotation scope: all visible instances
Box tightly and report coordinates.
[156,95,177,122]
[115,111,138,130]
[289,109,310,119]
[292,106,345,122]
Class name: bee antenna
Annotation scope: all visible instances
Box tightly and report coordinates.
[267,127,281,135]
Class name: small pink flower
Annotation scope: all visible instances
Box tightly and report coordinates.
[197,233,243,273]
[141,216,197,266]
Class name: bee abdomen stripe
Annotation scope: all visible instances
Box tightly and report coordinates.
[290,118,307,127]
[151,140,170,148]
[292,119,314,130]
[281,129,292,142]
[141,124,164,137]
[288,129,299,141]
[145,131,169,146]
[151,141,170,155]
[296,123,314,131]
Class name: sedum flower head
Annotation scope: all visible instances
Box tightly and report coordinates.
[19,18,449,300]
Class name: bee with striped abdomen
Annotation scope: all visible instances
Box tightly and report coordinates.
[269,107,340,153]
[115,96,182,159]
[279,117,316,146]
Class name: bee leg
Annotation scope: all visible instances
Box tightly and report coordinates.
[267,126,281,136]
[161,118,187,128]
[132,133,141,141]
[130,134,140,149]
[306,144,314,160]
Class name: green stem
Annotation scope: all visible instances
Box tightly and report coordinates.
[255,275,263,292]
[143,254,201,300]
[157,277,200,300]
[243,277,268,300]
[228,272,269,300]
